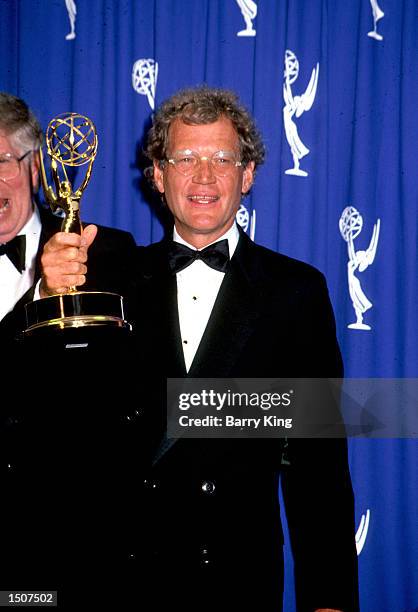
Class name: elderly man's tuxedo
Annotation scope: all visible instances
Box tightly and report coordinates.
[0,205,137,605]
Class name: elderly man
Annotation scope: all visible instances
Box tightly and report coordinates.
[0,93,138,606]
[40,86,359,611]
[0,93,42,322]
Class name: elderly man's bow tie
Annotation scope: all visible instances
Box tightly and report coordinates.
[0,234,26,273]
[168,239,230,274]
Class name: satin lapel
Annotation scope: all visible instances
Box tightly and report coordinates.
[142,240,187,466]
[188,231,261,378]
[141,240,186,377]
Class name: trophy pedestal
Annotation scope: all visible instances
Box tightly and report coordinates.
[24,291,131,347]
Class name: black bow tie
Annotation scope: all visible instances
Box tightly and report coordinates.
[0,234,26,273]
[168,239,230,274]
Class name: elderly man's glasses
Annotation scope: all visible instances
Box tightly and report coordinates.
[0,151,32,182]
[166,150,242,177]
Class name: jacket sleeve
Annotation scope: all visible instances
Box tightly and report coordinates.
[281,271,359,612]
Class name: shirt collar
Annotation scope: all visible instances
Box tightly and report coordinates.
[173,221,240,259]
[18,205,41,236]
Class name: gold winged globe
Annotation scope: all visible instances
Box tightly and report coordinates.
[24,113,131,337]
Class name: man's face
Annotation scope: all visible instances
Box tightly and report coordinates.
[0,131,39,243]
[153,116,254,248]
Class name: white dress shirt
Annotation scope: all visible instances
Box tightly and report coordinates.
[0,206,41,321]
[174,223,239,372]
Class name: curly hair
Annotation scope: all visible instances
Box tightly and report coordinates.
[0,92,43,154]
[144,85,265,187]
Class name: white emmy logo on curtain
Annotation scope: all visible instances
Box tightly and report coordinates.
[132,58,159,110]
[236,203,256,241]
[368,0,384,41]
[283,49,319,177]
[339,206,380,331]
[235,0,257,37]
[64,0,77,40]
[356,509,371,555]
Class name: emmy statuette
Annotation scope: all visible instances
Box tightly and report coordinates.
[24,113,131,338]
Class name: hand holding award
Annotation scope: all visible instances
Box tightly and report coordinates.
[24,113,131,337]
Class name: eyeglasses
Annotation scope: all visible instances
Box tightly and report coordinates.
[0,150,33,181]
[166,150,243,177]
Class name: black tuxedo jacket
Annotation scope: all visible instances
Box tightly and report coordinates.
[128,230,359,612]
[0,223,358,611]
[0,205,138,606]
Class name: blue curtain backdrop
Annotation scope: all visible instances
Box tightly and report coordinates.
[1,1,417,610]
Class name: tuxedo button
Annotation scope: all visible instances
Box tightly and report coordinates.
[123,408,143,422]
[201,480,216,494]
[6,415,22,427]
[200,546,211,565]
[143,479,159,490]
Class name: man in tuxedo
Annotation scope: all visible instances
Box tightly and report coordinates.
[40,86,359,611]
[0,93,137,604]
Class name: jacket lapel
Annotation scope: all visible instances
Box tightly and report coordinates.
[139,239,187,377]
[188,231,261,377]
